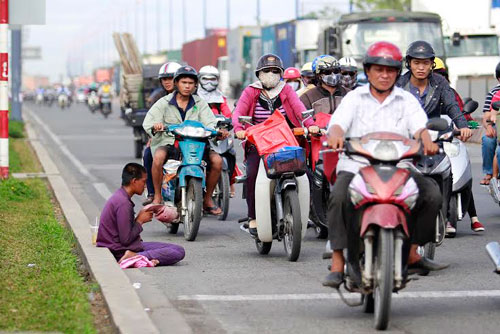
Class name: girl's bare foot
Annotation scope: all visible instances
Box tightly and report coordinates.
[118,250,137,263]
[151,259,160,266]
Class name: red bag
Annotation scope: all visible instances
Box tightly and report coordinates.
[246,111,299,155]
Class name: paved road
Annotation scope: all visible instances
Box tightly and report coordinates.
[25,101,500,333]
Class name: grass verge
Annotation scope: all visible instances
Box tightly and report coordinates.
[0,120,109,333]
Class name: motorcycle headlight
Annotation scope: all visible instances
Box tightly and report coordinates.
[174,126,212,138]
[443,141,460,158]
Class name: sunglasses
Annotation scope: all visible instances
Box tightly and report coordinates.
[262,68,281,74]
[341,71,357,77]
[321,68,340,75]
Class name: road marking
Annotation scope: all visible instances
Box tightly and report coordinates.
[59,134,130,140]
[176,290,500,302]
[26,109,114,201]
[86,164,125,170]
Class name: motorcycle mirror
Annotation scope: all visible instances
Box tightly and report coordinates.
[463,99,478,114]
[301,109,314,120]
[238,116,253,125]
[492,101,500,111]
[426,118,449,131]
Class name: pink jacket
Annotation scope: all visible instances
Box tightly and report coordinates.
[232,83,313,133]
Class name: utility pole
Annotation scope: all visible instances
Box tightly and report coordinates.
[256,0,261,27]
[0,0,8,178]
[226,0,230,30]
[169,0,173,50]
[156,0,160,52]
[10,28,21,122]
[143,1,147,55]
[296,0,300,19]
[182,1,186,43]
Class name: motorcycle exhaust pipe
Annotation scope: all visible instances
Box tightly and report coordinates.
[486,241,500,273]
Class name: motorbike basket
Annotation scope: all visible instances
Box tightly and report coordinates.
[262,146,306,179]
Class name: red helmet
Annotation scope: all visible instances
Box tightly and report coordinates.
[283,67,301,80]
[363,41,403,70]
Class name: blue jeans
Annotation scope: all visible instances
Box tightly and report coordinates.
[482,135,497,175]
[143,146,154,196]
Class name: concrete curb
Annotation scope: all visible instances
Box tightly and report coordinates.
[24,118,161,334]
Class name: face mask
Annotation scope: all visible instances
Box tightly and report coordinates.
[258,71,281,89]
[341,74,357,89]
[200,77,219,92]
[287,81,300,91]
[321,73,340,87]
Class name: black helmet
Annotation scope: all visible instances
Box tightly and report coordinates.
[496,62,500,79]
[405,41,435,68]
[174,65,199,83]
[255,54,284,76]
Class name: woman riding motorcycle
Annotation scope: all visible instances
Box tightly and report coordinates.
[232,54,317,235]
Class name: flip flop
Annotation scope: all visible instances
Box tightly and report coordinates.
[203,206,223,216]
[480,174,493,185]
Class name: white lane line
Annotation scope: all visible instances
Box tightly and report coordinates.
[26,109,114,201]
[177,290,500,302]
[59,135,130,140]
[93,182,113,200]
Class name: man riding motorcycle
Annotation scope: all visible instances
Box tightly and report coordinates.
[300,55,350,113]
[232,53,318,236]
[143,65,227,215]
[297,62,316,97]
[197,65,237,197]
[143,62,183,205]
[323,41,448,288]
[339,56,359,90]
[397,41,472,235]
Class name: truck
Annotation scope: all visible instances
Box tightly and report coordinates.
[412,0,500,111]
[317,11,445,65]
[181,31,227,71]
[227,26,261,97]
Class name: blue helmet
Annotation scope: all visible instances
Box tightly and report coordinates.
[312,55,339,74]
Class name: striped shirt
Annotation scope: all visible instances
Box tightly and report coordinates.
[483,84,500,112]
[252,100,286,124]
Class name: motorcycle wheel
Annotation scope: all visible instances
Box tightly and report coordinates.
[134,140,143,159]
[283,189,302,262]
[448,194,458,237]
[215,171,230,221]
[255,239,272,255]
[183,178,203,241]
[168,223,179,234]
[374,229,394,330]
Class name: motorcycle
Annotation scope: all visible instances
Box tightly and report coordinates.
[445,100,478,234]
[209,115,235,221]
[36,93,44,105]
[58,94,68,109]
[238,113,310,262]
[87,91,99,113]
[100,93,112,118]
[329,118,448,330]
[159,120,218,241]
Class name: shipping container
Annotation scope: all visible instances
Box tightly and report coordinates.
[182,31,227,71]
[261,25,276,55]
[227,26,261,97]
[275,21,295,68]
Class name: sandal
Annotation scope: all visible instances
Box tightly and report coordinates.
[203,206,223,216]
[480,174,493,185]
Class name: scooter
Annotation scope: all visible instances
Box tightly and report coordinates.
[87,91,99,113]
[444,100,478,234]
[36,93,44,105]
[238,114,310,261]
[100,93,112,118]
[209,115,235,221]
[330,118,448,330]
[159,120,218,241]
[58,94,68,110]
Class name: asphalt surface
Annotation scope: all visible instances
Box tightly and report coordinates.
[25,101,500,333]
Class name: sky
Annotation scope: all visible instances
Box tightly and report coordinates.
[22,0,350,81]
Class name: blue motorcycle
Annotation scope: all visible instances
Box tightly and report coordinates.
[161,120,218,241]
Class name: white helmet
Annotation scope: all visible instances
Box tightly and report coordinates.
[198,65,219,79]
[158,62,182,79]
[339,57,358,72]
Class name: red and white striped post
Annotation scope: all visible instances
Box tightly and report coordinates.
[0,0,8,179]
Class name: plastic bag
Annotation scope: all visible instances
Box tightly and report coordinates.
[246,111,299,155]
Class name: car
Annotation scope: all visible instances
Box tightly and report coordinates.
[76,88,87,103]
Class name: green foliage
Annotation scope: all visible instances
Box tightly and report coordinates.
[302,5,342,20]
[8,120,25,138]
[353,0,411,11]
[0,179,96,333]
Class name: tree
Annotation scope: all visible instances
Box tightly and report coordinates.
[302,5,342,21]
[353,0,411,11]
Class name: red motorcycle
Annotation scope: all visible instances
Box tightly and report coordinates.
[327,119,447,330]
